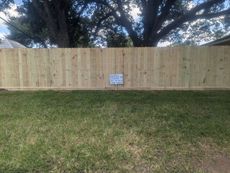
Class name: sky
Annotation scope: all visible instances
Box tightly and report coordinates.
[0,0,22,38]
[0,0,21,38]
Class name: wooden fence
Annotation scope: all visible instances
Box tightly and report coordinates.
[0,47,229,90]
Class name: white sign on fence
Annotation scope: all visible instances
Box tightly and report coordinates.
[109,74,124,85]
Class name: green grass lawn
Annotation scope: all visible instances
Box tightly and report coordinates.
[0,91,230,173]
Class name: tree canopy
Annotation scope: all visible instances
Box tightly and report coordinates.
[1,0,230,47]
[88,0,230,46]
[5,0,91,47]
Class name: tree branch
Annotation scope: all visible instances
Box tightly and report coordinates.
[157,8,230,42]
[154,0,177,32]
[90,0,142,46]
[114,0,141,46]
[94,12,113,34]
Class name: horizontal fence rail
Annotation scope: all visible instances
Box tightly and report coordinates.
[0,47,229,90]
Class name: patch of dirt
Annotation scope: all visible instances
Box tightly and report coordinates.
[134,163,152,173]
[194,138,230,173]
[201,154,230,173]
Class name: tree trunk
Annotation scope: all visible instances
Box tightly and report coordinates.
[32,0,71,48]
[132,38,158,47]
[56,10,70,48]
[56,33,70,48]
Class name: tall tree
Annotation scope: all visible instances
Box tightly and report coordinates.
[88,0,230,47]
[7,0,91,48]
[3,0,230,47]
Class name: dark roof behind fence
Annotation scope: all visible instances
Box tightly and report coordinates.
[203,35,230,46]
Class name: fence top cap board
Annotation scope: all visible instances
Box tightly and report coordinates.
[0,38,26,48]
